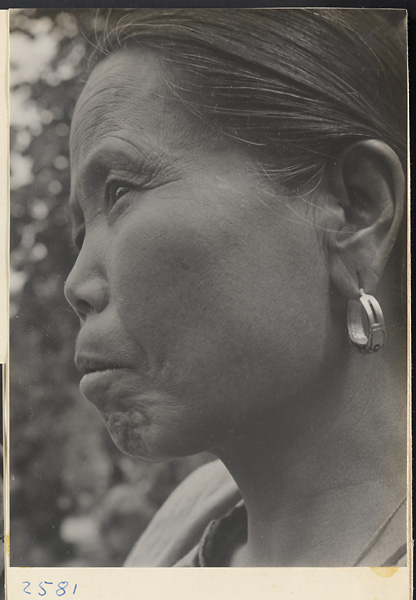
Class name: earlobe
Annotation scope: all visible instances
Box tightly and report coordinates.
[327,139,405,299]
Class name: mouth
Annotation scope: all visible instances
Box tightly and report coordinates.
[75,354,125,377]
[81,367,121,378]
[78,365,126,407]
[79,367,123,397]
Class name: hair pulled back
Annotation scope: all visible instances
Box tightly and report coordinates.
[87,9,407,189]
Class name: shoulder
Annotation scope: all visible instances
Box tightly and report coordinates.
[124,459,241,567]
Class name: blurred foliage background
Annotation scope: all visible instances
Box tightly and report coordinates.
[10,9,211,567]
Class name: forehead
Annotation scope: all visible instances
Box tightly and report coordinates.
[70,49,171,162]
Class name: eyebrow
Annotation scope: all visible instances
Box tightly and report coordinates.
[72,135,179,200]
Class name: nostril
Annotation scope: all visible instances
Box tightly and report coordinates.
[64,278,93,320]
[64,265,109,317]
[75,299,92,321]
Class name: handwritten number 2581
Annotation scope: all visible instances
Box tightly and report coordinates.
[22,581,78,596]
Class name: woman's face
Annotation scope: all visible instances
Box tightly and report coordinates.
[66,49,332,461]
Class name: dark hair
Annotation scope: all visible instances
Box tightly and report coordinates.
[86,9,407,190]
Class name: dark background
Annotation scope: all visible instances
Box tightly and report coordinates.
[4,0,414,570]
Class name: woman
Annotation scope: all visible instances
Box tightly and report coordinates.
[64,9,408,567]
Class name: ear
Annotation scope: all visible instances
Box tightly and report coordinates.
[327,139,405,299]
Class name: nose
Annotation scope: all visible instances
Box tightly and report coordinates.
[64,247,109,321]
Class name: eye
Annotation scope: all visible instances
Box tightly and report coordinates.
[105,180,133,208]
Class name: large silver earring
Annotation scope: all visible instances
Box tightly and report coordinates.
[347,289,386,353]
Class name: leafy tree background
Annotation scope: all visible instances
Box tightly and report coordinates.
[10,9,211,567]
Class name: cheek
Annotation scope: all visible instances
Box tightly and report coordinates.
[108,207,233,375]
[110,202,329,395]
[106,193,334,454]
[106,208,273,439]
[218,228,331,395]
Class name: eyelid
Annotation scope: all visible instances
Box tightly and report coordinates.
[105,180,134,209]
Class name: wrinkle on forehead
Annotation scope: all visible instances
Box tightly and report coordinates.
[70,49,171,160]
[69,47,240,206]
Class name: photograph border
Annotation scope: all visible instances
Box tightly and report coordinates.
[2,3,413,599]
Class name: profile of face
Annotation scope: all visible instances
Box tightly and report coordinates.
[65,49,340,462]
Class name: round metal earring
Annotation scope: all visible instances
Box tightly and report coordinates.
[347,289,386,353]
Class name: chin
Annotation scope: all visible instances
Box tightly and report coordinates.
[110,434,167,463]
[87,382,223,460]
[100,408,180,462]
[102,409,157,461]
[104,408,217,462]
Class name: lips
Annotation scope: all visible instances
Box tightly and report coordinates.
[75,354,125,376]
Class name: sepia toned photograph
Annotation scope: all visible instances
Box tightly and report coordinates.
[9,8,408,570]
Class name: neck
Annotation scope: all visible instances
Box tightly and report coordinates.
[215,339,407,566]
